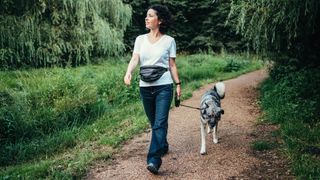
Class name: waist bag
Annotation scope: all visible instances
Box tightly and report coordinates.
[139,65,168,82]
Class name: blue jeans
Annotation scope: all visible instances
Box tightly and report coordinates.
[140,84,173,168]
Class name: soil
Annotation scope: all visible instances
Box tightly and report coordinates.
[85,69,295,179]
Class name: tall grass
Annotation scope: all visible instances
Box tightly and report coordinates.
[0,54,262,179]
[260,66,320,179]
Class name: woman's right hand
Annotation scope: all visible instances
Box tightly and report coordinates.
[124,73,132,86]
[124,54,139,86]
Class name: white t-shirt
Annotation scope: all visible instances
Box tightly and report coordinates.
[133,34,176,87]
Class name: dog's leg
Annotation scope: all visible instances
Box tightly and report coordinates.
[213,122,218,144]
[200,120,207,155]
[207,125,212,134]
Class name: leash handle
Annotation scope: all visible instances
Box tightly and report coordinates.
[174,92,207,110]
[174,91,202,110]
[174,91,180,107]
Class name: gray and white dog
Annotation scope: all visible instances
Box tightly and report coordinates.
[200,82,225,155]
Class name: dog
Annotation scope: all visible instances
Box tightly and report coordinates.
[200,82,225,155]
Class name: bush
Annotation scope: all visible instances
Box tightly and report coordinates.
[223,57,250,72]
[260,65,320,179]
[261,68,320,125]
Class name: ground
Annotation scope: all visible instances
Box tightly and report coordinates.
[85,69,294,179]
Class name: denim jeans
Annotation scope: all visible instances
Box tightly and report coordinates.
[140,84,173,168]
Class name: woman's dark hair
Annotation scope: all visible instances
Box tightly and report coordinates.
[148,4,172,33]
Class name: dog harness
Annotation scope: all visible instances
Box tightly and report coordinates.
[200,89,223,128]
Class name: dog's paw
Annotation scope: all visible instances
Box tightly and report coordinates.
[213,138,218,144]
[200,150,207,155]
[200,146,207,155]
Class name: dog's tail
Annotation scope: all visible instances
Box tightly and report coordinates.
[215,82,225,99]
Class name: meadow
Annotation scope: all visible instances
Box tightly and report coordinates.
[0,53,262,179]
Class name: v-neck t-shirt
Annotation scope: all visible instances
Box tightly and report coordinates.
[133,34,176,87]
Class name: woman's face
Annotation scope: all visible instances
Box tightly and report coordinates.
[145,9,161,30]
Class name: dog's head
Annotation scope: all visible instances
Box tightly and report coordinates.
[201,99,224,128]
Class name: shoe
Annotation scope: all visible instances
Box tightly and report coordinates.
[147,163,159,174]
[161,147,169,157]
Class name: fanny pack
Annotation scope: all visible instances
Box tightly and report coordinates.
[139,65,168,82]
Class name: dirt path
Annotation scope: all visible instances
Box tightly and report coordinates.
[86,69,293,179]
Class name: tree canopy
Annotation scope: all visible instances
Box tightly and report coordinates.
[123,0,246,53]
[228,0,320,67]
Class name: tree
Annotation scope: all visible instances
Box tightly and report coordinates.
[177,0,246,53]
[0,0,132,69]
[123,0,246,53]
[228,0,320,67]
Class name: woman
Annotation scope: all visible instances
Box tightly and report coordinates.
[123,4,181,174]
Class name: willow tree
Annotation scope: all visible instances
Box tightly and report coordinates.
[0,0,131,68]
[228,0,320,67]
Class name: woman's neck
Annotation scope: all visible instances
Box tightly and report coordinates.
[148,30,163,38]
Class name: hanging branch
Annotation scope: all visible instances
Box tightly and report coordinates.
[0,0,132,69]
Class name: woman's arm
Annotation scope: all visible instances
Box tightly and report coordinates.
[169,57,181,97]
[124,53,139,86]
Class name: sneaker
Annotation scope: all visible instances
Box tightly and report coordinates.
[162,147,169,157]
[147,163,159,174]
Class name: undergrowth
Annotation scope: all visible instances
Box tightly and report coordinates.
[0,53,262,179]
[260,65,320,179]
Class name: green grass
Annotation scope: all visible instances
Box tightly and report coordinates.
[260,66,320,179]
[0,53,263,179]
[251,140,274,151]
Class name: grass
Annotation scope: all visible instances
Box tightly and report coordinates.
[260,66,320,179]
[251,140,274,151]
[0,53,263,179]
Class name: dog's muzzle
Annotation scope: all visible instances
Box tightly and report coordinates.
[209,109,224,128]
[201,101,224,128]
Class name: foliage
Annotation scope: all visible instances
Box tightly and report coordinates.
[228,1,320,177]
[228,0,320,67]
[123,0,247,53]
[0,54,262,178]
[260,66,320,178]
[251,140,274,151]
[223,56,251,72]
[0,0,131,69]
[0,60,139,145]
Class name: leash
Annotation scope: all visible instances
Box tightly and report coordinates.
[179,104,203,110]
[175,93,206,110]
